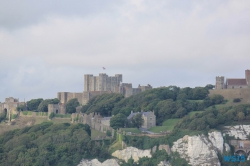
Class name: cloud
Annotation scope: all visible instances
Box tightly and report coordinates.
[0,0,250,101]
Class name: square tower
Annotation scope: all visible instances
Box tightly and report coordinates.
[245,70,250,86]
[215,76,225,89]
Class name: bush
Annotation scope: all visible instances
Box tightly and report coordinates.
[233,98,241,103]
[106,130,112,136]
[49,112,55,119]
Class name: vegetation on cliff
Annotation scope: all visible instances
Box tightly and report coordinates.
[0,122,112,166]
[80,86,221,126]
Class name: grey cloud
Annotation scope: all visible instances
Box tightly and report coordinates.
[0,0,250,101]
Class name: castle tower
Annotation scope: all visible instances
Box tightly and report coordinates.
[245,70,250,86]
[215,76,225,89]
[84,74,93,91]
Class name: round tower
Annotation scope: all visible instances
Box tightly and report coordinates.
[215,76,225,89]
[245,70,250,86]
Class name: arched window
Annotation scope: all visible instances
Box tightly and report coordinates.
[56,110,58,114]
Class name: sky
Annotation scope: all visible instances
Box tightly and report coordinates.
[0,0,250,102]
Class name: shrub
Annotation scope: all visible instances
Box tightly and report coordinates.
[233,98,241,103]
[49,112,55,119]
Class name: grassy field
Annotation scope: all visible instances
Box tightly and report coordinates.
[91,129,107,139]
[109,133,123,153]
[120,128,141,133]
[149,118,181,133]
[209,89,250,106]
[188,111,204,117]
[188,100,203,103]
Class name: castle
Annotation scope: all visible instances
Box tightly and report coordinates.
[0,97,24,122]
[56,73,152,106]
[215,70,250,89]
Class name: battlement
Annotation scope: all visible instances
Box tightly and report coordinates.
[215,70,250,89]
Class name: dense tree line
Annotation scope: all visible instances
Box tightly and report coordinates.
[81,86,215,126]
[176,104,250,131]
[0,122,111,166]
[26,98,59,112]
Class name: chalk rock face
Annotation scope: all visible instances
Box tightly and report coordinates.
[208,131,224,153]
[171,134,221,166]
[224,143,230,152]
[77,159,119,166]
[112,147,151,162]
[223,125,250,140]
[159,144,171,155]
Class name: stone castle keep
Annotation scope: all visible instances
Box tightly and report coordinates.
[215,69,250,89]
[57,73,152,105]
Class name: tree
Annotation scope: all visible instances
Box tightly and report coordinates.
[237,112,245,121]
[66,98,80,114]
[131,113,144,128]
[27,98,43,111]
[205,84,214,89]
[110,113,127,129]
[38,98,60,112]
[17,105,25,111]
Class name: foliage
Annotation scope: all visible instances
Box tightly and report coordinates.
[169,152,191,166]
[54,114,71,118]
[0,112,7,123]
[120,149,170,166]
[130,113,144,128]
[80,86,210,125]
[0,123,107,166]
[49,112,55,119]
[37,98,60,112]
[176,104,250,131]
[233,98,241,103]
[106,130,112,136]
[27,98,43,111]
[11,114,17,119]
[123,135,169,150]
[66,98,80,114]
[22,111,33,116]
[81,94,124,116]
[203,94,224,107]
[16,105,25,111]
[110,113,127,129]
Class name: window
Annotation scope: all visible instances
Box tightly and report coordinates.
[150,117,152,120]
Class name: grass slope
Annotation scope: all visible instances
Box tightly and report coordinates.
[149,118,181,133]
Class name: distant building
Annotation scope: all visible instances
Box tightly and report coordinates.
[215,70,250,89]
[127,110,156,129]
[0,97,25,121]
[57,73,152,105]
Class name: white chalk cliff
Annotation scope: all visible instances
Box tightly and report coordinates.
[223,125,250,140]
[171,131,228,166]
[77,159,119,166]
[112,146,151,162]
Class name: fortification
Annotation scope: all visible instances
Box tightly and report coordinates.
[48,104,66,116]
[245,69,250,85]
[57,73,153,105]
[215,70,250,89]
[84,73,122,92]
[0,97,23,122]
[215,76,225,89]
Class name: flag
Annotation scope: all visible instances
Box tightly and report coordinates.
[102,67,106,70]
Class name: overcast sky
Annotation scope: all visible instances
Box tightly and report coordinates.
[0,0,250,102]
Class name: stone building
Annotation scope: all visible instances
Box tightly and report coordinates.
[127,111,156,129]
[57,73,153,105]
[71,112,113,134]
[48,104,66,115]
[0,97,24,121]
[215,70,250,89]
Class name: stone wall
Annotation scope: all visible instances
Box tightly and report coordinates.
[72,112,114,135]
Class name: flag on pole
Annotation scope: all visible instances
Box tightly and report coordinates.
[102,67,106,70]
